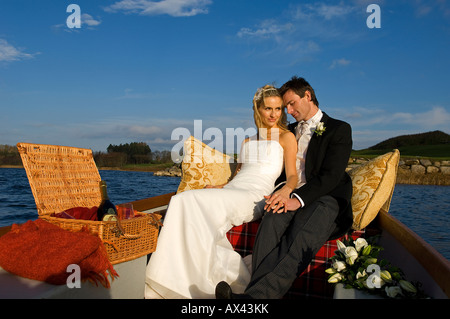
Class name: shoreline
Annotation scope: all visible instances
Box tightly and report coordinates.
[0,164,165,173]
[2,164,449,186]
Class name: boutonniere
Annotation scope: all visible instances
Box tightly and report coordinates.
[315,122,326,136]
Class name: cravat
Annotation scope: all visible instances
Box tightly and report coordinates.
[296,121,310,153]
[297,121,308,137]
[296,122,309,187]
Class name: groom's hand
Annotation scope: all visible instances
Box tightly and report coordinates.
[264,195,301,213]
[285,198,301,211]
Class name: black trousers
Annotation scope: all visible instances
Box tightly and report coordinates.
[245,195,339,299]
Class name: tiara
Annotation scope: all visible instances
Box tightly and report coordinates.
[253,87,278,101]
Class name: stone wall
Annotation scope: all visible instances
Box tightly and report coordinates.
[348,157,450,186]
[156,158,450,186]
[153,165,182,177]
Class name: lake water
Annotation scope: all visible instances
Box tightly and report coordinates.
[0,168,449,260]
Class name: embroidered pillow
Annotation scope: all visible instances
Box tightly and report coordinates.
[348,149,400,230]
[176,136,237,193]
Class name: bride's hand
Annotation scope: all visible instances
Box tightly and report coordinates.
[264,186,292,213]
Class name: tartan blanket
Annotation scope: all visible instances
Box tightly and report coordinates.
[227,221,366,299]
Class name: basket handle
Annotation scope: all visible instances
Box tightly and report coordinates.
[115,214,162,238]
[109,219,144,240]
[148,214,163,228]
[108,213,162,242]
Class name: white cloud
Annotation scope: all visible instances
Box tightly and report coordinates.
[104,0,212,17]
[412,0,450,17]
[0,39,36,62]
[294,2,356,20]
[397,106,450,127]
[330,58,351,69]
[235,2,365,60]
[128,125,162,136]
[331,105,450,149]
[81,14,102,27]
[336,105,450,128]
[237,20,294,40]
[52,12,101,31]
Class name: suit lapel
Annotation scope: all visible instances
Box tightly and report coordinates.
[305,112,329,177]
[289,112,330,178]
[288,122,298,135]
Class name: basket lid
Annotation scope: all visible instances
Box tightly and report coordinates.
[17,143,102,216]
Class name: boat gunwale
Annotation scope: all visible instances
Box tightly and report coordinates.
[376,208,450,298]
[1,191,449,298]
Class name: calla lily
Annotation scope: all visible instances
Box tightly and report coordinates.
[325,267,336,274]
[336,240,346,253]
[332,259,347,272]
[385,286,403,298]
[344,246,358,265]
[354,238,368,252]
[328,273,343,283]
[362,245,372,256]
[356,270,367,279]
[380,270,393,283]
[399,280,417,294]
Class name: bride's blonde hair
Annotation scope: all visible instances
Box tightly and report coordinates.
[252,85,288,131]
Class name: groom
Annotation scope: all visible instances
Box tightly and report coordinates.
[216,76,353,299]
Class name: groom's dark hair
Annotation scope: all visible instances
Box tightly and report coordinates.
[279,76,319,107]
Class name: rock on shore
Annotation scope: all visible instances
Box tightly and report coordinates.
[348,157,450,186]
[153,165,182,177]
[155,158,449,185]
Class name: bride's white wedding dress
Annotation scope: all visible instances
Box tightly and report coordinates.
[145,138,284,299]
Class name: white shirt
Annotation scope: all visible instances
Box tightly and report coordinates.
[291,109,323,207]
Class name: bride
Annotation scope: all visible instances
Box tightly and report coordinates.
[145,85,298,299]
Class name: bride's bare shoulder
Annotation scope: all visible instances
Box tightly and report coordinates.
[279,130,296,146]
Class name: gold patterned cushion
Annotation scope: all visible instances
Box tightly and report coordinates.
[348,149,400,230]
[176,136,237,193]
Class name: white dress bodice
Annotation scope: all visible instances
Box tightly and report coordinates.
[225,139,284,195]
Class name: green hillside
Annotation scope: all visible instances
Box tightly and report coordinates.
[352,130,450,159]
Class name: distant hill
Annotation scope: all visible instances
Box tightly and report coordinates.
[369,130,450,150]
[353,130,450,158]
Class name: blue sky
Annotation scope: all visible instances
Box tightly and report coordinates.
[1,0,449,153]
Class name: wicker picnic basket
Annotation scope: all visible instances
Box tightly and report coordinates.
[16,142,161,264]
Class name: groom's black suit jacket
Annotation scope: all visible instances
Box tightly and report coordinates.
[276,112,353,239]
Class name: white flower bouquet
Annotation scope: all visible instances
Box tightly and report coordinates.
[326,236,426,298]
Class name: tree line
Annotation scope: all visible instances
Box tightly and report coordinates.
[0,145,22,166]
[0,142,173,167]
[94,142,173,167]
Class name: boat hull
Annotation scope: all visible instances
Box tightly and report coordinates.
[0,192,449,299]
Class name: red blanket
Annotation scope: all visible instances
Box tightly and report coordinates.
[0,219,118,287]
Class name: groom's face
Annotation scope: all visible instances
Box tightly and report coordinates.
[283,89,314,122]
